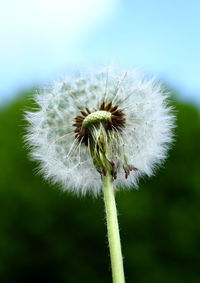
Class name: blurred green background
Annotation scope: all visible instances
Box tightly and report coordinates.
[0,90,200,283]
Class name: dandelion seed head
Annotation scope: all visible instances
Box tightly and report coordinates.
[25,67,175,195]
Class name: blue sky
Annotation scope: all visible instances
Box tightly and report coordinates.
[0,0,200,105]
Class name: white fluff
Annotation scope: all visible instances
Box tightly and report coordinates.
[25,68,175,195]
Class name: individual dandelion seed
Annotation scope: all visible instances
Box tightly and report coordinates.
[25,67,175,283]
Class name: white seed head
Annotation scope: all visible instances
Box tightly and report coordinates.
[25,67,175,196]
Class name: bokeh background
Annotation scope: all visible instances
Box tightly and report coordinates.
[0,1,200,282]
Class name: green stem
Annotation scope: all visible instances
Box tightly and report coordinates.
[102,172,125,283]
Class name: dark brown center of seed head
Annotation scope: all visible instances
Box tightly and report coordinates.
[73,101,126,145]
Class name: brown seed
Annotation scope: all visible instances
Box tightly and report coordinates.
[110,105,118,112]
[85,107,91,114]
[105,102,112,111]
[100,101,105,110]
[80,110,88,117]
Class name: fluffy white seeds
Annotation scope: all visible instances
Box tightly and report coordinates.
[25,68,175,195]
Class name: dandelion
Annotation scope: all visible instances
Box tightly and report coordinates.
[25,67,175,283]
